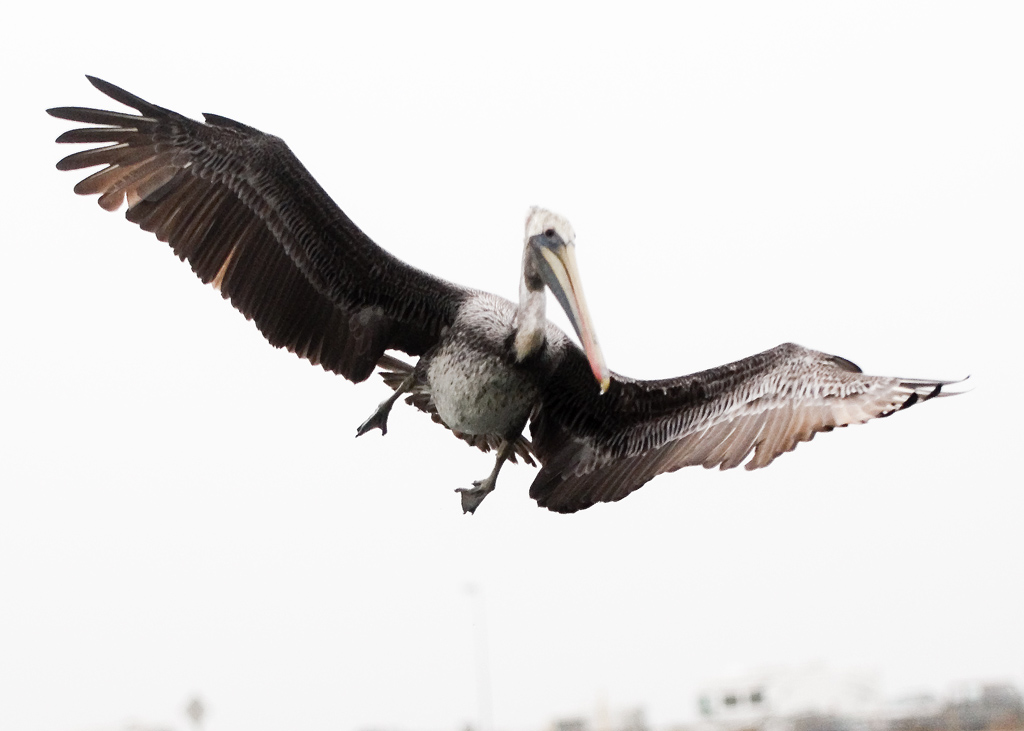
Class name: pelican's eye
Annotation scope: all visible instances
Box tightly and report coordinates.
[544,228,556,238]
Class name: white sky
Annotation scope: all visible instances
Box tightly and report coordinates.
[2,3,1022,731]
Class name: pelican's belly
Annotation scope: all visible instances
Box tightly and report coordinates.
[426,347,539,436]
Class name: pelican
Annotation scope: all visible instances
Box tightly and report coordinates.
[48,77,964,514]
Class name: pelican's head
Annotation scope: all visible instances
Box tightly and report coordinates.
[521,206,610,394]
[525,206,577,249]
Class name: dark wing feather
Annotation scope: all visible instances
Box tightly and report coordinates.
[530,342,959,513]
[49,76,468,382]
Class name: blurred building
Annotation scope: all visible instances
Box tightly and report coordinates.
[693,665,881,731]
[687,668,1023,731]
[550,705,650,731]
[934,684,1024,731]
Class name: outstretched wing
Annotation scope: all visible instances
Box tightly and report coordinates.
[48,76,468,382]
[529,342,961,513]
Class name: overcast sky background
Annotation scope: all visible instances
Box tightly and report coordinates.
[2,3,1022,731]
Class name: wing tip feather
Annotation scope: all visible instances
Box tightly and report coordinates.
[85,75,157,114]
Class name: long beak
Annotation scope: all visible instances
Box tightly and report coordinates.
[536,243,611,394]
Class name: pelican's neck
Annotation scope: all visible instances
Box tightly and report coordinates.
[512,249,546,362]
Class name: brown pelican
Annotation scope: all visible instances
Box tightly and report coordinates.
[48,77,964,514]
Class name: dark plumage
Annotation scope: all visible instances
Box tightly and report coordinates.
[48,77,965,514]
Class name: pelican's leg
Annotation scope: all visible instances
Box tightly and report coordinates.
[355,373,415,437]
[456,438,516,515]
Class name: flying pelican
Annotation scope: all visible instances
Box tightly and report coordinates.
[48,77,964,514]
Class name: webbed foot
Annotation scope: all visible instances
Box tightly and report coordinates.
[356,404,391,437]
[456,478,496,515]
[356,372,416,437]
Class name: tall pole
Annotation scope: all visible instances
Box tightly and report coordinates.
[466,583,493,731]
